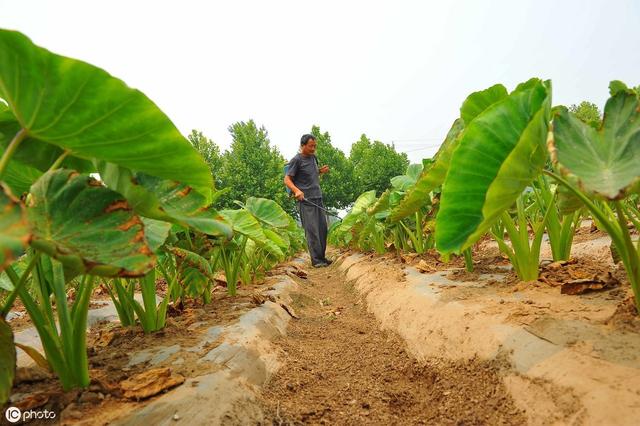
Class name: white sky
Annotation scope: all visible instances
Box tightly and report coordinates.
[1,0,639,164]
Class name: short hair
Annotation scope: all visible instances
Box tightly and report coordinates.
[300,134,316,146]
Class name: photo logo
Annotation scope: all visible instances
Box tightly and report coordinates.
[5,407,21,423]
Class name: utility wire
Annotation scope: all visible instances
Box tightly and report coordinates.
[390,137,443,143]
[403,146,441,153]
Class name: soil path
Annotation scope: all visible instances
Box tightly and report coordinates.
[259,260,527,425]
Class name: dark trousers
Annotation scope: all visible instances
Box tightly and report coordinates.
[298,198,328,265]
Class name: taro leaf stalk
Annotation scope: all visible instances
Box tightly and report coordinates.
[462,248,474,272]
[533,175,581,261]
[6,258,96,390]
[491,192,550,281]
[129,270,172,334]
[0,317,16,405]
[218,236,249,296]
[106,278,137,327]
[548,81,640,312]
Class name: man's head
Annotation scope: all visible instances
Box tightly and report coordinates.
[300,134,317,156]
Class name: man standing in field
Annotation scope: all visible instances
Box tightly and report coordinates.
[284,134,331,267]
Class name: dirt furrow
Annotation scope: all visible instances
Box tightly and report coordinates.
[258,261,526,425]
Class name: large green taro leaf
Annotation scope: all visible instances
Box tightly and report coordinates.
[0,318,16,405]
[0,183,30,271]
[98,163,232,239]
[351,190,377,215]
[264,228,289,252]
[0,273,13,291]
[460,83,508,124]
[168,247,213,297]
[28,169,156,277]
[245,197,289,229]
[390,84,509,222]
[0,106,93,173]
[367,189,391,216]
[141,218,172,253]
[389,119,464,221]
[436,78,551,253]
[332,190,377,238]
[390,163,423,191]
[549,86,640,199]
[1,160,42,195]
[220,209,283,257]
[0,30,212,200]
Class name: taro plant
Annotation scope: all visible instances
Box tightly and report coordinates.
[0,169,158,391]
[217,197,289,295]
[106,278,136,327]
[5,255,97,389]
[0,28,220,399]
[330,76,640,314]
[0,29,305,403]
[329,190,377,249]
[435,78,552,254]
[390,164,430,254]
[547,82,640,312]
[386,84,513,266]
[128,270,173,334]
[388,83,507,223]
[430,78,640,312]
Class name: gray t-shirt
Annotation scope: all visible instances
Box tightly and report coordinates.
[287,153,322,199]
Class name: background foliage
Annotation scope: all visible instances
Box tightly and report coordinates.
[350,135,409,197]
[189,124,409,214]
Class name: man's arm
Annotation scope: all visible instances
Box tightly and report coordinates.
[284,175,304,200]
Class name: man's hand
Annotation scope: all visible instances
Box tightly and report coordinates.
[294,190,305,201]
[319,165,330,174]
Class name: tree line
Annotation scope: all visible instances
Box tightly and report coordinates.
[187,121,409,217]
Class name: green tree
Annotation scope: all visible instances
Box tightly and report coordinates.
[187,130,223,188]
[350,134,409,196]
[311,125,356,211]
[217,120,295,215]
[569,101,602,128]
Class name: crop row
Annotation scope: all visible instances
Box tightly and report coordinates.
[0,30,304,402]
[330,78,640,315]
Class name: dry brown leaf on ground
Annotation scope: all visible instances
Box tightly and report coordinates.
[12,391,50,411]
[544,259,575,270]
[251,292,267,305]
[14,366,52,384]
[90,370,122,396]
[280,302,300,319]
[214,273,227,286]
[415,259,436,273]
[401,253,419,264]
[120,367,185,400]
[93,330,116,347]
[289,264,309,279]
[561,273,619,295]
[286,268,308,280]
